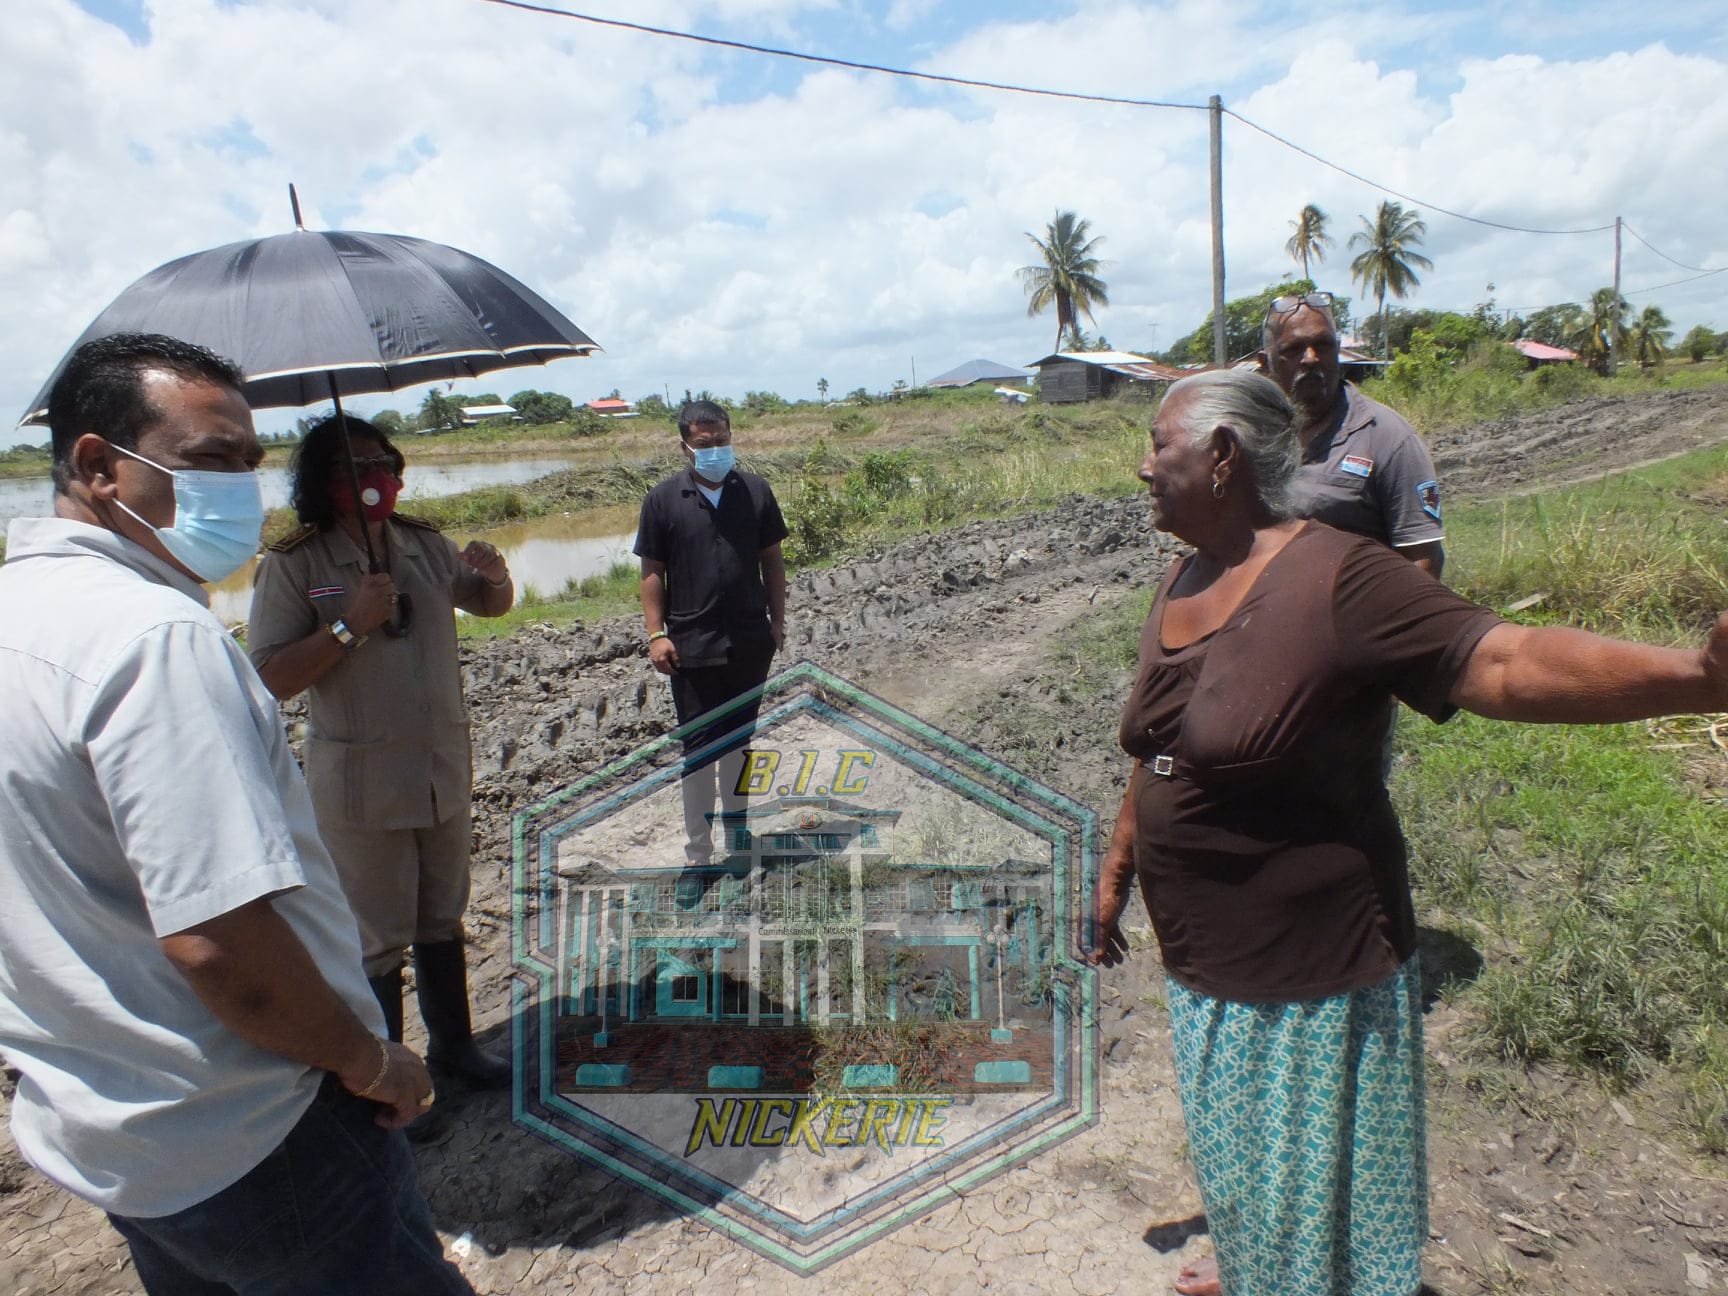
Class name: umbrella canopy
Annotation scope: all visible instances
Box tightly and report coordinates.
[19,228,599,424]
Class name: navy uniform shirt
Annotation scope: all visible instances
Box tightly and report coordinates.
[1290,384,1443,551]
[634,466,788,668]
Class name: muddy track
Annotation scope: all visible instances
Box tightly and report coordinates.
[7,384,1728,1295]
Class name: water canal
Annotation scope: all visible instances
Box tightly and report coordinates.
[2,459,638,625]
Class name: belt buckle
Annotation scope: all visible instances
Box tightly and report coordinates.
[1152,755,1175,777]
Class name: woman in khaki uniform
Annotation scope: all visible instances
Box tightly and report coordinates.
[248,415,514,1099]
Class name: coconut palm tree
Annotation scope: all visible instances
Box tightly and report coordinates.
[1567,289,1629,375]
[1018,211,1110,353]
[1285,204,1334,282]
[1630,305,1672,370]
[1349,201,1434,357]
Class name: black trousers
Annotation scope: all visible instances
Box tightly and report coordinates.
[669,640,775,863]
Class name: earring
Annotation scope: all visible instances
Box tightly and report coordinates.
[1212,475,1226,499]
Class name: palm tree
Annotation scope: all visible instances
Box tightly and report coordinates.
[817,377,829,402]
[1567,289,1629,375]
[1631,305,1672,370]
[1018,210,1110,353]
[1348,201,1434,357]
[1285,204,1334,282]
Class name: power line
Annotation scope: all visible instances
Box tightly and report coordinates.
[474,0,1723,282]
[1623,266,1728,297]
[1621,222,1725,275]
[1221,109,1615,237]
[473,0,1209,112]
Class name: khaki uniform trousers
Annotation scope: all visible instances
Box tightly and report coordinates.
[319,809,473,978]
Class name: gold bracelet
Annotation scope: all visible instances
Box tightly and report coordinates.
[351,1036,392,1099]
[649,629,670,642]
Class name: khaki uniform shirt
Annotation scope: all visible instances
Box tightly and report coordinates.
[248,517,490,831]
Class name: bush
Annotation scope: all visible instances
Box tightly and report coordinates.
[849,450,915,502]
[831,409,874,437]
[1528,362,1592,402]
[782,476,849,566]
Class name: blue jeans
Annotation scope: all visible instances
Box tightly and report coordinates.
[106,1076,474,1296]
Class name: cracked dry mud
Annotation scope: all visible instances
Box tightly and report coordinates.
[8,384,1728,1295]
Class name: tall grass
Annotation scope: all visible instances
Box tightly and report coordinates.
[1396,442,1728,1145]
[1362,341,1728,434]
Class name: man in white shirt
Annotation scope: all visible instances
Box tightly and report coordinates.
[0,333,474,1295]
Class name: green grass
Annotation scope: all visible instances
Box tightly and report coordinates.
[1361,345,1728,435]
[1391,440,1728,1145]
[455,559,640,640]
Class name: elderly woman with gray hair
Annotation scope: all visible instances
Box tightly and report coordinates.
[1091,368,1728,1296]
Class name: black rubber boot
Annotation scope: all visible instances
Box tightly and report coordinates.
[368,966,447,1143]
[367,968,405,1043]
[413,940,511,1089]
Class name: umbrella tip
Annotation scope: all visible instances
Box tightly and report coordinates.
[289,183,304,230]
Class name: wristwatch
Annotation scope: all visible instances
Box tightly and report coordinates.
[329,619,366,650]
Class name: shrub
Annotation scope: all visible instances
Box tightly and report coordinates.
[782,476,849,566]
[1528,362,1592,402]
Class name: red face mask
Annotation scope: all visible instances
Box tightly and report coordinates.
[334,469,401,522]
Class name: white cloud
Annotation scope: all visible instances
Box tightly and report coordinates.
[1,0,1725,449]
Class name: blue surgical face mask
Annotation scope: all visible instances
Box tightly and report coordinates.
[109,444,265,583]
[690,444,735,481]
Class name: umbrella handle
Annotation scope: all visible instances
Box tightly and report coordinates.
[327,376,381,573]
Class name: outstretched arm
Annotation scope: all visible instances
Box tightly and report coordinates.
[1451,616,1728,723]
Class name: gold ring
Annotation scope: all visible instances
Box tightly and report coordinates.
[418,1090,436,1108]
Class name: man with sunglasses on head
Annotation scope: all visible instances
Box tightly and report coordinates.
[249,414,515,1129]
[1258,291,1445,577]
[0,335,473,1293]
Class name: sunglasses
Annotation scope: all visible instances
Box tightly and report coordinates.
[1267,291,1334,319]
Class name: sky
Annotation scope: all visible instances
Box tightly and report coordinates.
[3,0,1726,446]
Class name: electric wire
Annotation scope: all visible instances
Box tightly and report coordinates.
[473,0,1209,112]
[473,0,1725,292]
[1221,109,1615,237]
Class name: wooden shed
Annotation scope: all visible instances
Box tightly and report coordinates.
[1026,351,1193,404]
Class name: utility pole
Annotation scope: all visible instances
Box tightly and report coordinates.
[1209,95,1227,368]
[1608,216,1622,377]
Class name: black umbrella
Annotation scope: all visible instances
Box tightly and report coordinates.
[20,185,599,570]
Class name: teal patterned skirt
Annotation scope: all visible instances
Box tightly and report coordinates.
[1167,958,1427,1296]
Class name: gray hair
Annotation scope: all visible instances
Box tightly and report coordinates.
[1165,370,1299,521]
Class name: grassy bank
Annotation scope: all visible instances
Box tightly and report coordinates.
[418,396,1148,634]
[1362,344,1728,435]
[1392,441,1728,1148]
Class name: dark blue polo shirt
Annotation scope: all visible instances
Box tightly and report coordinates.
[634,466,788,667]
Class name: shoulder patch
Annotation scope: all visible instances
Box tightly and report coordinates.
[265,524,318,553]
[1417,480,1442,521]
[393,513,444,534]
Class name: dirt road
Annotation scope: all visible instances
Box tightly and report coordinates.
[8,384,1728,1295]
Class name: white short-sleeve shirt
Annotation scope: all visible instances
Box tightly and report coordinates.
[0,518,383,1217]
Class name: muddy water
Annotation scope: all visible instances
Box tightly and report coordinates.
[205,504,638,624]
[0,456,584,531]
[3,457,641,625]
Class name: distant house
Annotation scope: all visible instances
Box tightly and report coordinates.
[460,403,518,424]
[926,359,1034,390]
[1510,339,1579,368]
[1026,351,1192,404]
[586,398,637,417]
